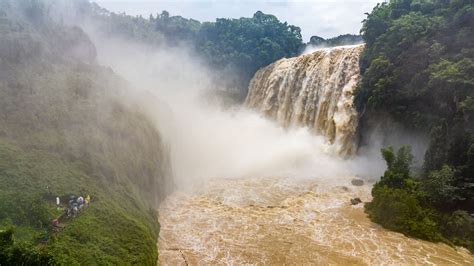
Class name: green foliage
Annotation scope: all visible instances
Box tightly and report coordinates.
[0,227,56,265]
[442,210,474,250]
[423,165,459,208]
[193,11,303,94]
[367,146,474,252]
[0,194,51,229]
[357,0,474,129]
[308,34,363,47]
[366,146,441,241]
[423,123,448,173]
[149,9,304,95]
[154,11,201,44]
[0,1,170,264]
[0,135,161,264]
[68,1,304,96]
[379,146,413,188]
[359,0,474,251]
[366,184,441,241]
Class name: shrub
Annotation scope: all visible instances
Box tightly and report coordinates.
[366,184,441,241]
[442,210,474,251]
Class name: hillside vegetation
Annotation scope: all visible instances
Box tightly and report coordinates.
[356,0,474,251]
[0,0,171,264]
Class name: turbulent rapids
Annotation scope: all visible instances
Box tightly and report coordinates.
[245,45,363,155]
[157,46,474,265]
[158,177,474,265]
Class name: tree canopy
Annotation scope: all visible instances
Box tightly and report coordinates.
[359,0,474,252]
[308,34,363,47]
[195,11,302,93]
[61,1,305,97]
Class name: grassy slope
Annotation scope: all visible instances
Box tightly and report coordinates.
[0,2,171,264]
[0,141,159,264]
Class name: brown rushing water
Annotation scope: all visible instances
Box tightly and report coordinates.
[158,176,474,265]
[245,45,364,156]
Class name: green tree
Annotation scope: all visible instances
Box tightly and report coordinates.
[366,146,441,241]
[379,146,413,188]
[359,2,474,251]
[423,165,459,209]
[194,11,303,94]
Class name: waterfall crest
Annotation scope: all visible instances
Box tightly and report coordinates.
[245,44,364,155]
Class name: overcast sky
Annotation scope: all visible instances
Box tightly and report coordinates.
[93,0,382,41]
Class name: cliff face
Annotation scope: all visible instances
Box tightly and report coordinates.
[0,2,172,264]
[246,45,364,155]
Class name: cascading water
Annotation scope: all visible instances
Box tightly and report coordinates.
[81,20,474,264]
[155,45,474,265]
[245,45,363,155]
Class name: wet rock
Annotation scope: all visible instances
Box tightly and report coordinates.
[351,179,364,186]
[350,198,362,205]
[335,186,350,192]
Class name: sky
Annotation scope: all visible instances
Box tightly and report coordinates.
[93,0,383,41]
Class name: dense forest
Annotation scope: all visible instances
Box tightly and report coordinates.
[356,0,474,251]
[0,0,172,264]
[77,4,305,97]
[307,34,363,47]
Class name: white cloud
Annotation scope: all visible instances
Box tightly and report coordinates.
[93,0,382,41]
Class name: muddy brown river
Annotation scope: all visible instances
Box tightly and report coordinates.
[158,176,474,265]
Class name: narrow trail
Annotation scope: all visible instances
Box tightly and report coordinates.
[158,176,474,265]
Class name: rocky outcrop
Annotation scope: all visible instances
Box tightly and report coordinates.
[351,179,364,186]
[350,198,362,205]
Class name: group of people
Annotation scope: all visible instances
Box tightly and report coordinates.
[66,194,90,218]
[51,194,91,232]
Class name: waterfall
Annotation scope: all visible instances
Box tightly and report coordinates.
[245,44,364,155]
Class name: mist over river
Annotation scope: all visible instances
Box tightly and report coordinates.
[153,46,474,265]
[89,37,474,264]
